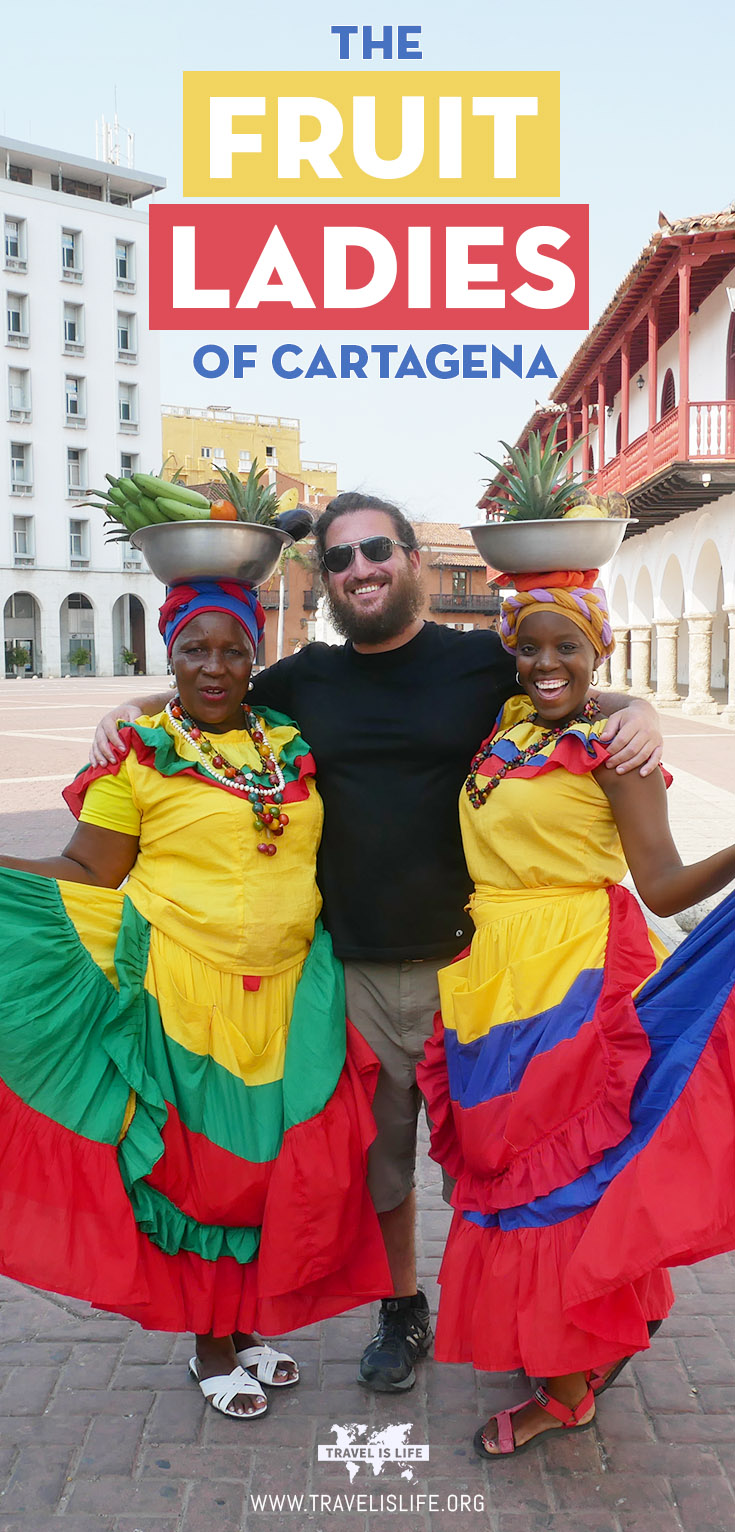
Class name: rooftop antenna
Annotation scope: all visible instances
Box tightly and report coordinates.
[95,92,134,168]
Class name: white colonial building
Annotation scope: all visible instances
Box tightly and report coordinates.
[1,135,167,676]
[480,208,735,723]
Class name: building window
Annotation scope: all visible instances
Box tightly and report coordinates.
[6,292,29,346]
[13,515,34,562]
[452,570,468,598]
[4,216,27,271]
[201,446,212,458]
[61,229,83,280]
[10,441,32,493]
[120,452,139,479]
[51,174,102,201]
[239,451,252,471]
[121,538,142,568]
[66,447,86,496]
[265,445,276,460]
[69,519,89,561]
[65,375,86,425]
[115,240,135,291]
[8,164,32,185]
[118,381,138,431]
[660,369,676,417]
[213,446,226,461]
[116,311,137,360]
[63,302,84,354]
[8,367,31,421]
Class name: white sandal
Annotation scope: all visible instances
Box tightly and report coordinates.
[235,1342,300,1387]
[188,1358,268,1418]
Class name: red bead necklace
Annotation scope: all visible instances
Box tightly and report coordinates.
[166,697,290,855]
[466,699,601,809]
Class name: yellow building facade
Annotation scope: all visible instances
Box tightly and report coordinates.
[161,405,337,501]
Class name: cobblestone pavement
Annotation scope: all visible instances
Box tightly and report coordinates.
[0,680,734,1530]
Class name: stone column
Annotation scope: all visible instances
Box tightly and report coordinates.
[596,656,612,688]
[95,602,115,678]
[654,620,681,706]
[41,603,61,678]
[682,614,719,715]
[610,627,629,691]
[721,608,735,726]
[629,624,654,699]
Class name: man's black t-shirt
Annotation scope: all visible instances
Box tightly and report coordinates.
[249,623,517,962]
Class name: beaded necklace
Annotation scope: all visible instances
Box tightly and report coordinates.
[466,698,601,810]
[166,697,289,856]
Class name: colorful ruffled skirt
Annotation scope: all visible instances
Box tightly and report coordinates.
[0,869,390,1335]
[418,883,735,1377]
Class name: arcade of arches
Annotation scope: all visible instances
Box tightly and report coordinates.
[3,592,148,677]
[599,532,734,724]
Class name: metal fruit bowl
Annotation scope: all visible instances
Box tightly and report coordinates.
[130,521,294,587]
[463,517,636,575]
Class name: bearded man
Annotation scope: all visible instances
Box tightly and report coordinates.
[91,491,663,1392]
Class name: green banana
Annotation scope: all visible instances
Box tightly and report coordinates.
[155,497,211,522]
[117,478,143,506]
[138,494,168,524]
[132,473,209,508]
[121,501,148,533]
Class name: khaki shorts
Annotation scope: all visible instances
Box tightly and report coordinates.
[344,957,446,1214]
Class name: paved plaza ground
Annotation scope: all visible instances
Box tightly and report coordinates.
[0,678,734,1532]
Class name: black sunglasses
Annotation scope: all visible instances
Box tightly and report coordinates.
[321,535,410,574]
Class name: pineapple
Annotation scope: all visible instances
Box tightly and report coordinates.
[480,425,583,521]
[480,426,630,522]
[212,458,281,524]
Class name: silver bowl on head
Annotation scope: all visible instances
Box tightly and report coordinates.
[463,517,636,575]
[130,520,294,587]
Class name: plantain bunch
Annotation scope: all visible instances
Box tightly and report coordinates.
[80,473,212,541]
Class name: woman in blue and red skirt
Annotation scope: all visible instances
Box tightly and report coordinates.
[418,571,735,1459]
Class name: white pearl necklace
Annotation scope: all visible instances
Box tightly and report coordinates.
[164,700,286,798]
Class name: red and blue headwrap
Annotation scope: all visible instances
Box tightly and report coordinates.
[158,580,266,657]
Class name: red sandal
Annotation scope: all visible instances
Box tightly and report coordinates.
[473,1383,596,1460]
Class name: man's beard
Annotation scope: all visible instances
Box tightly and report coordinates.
[324,565,424,644]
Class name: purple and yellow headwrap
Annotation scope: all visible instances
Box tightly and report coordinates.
[158,579,265,657]
[499,569,615,661]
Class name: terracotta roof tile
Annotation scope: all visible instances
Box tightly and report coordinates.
[412,521,476,546]
[429,550,486,568]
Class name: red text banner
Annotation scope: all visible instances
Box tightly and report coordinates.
[149,203,588,330]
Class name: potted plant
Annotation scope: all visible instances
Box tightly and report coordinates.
[7,644,30,677]
[69,647,91,676]
[120,646,137,675]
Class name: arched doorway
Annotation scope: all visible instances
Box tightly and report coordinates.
[726,312,735,400]
[660,368,676,417]
[112,594,147,674]
[60,592,95,676]
[4,591,41,674]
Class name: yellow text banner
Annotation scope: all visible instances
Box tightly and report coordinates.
[183,72,559,199]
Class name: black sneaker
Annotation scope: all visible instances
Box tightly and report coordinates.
[357,1291,433,1391]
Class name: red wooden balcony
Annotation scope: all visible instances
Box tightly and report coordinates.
[590,400,735,529]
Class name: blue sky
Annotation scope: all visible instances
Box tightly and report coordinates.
[6,0,735,518]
